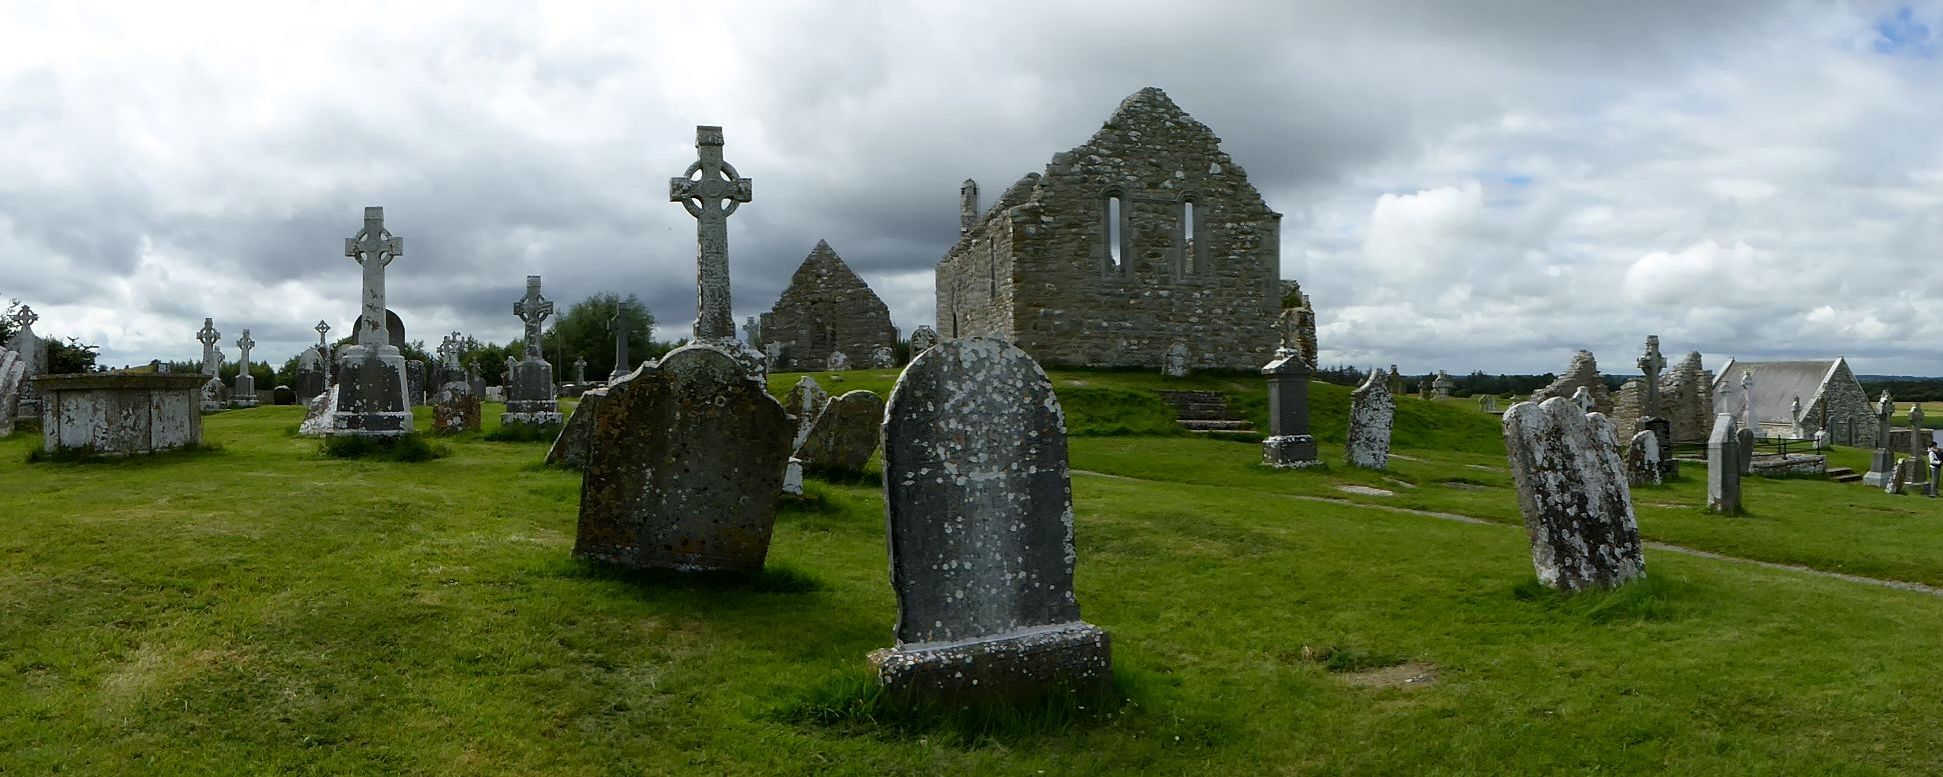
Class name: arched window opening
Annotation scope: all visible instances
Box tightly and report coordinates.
[1182,199,1197,275]
[988,241,999,297]
[1105,194,1124,273]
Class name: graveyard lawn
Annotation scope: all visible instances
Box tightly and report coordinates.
[3,386,1943,774]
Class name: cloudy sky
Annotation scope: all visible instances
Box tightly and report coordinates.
[3,1,1941,376]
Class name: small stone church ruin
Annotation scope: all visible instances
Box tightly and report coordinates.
[759,240,898,371]
[935,87,1286,370]
[1711,358,1873,445]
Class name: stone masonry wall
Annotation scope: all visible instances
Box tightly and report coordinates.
[760,240,898,371]
[1801,360,1876,447]
[1660,352,1714,442]
[1529,350,1613,415]
[936,87,1282,370]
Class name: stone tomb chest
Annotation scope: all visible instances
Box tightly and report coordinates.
[35,373,206,456]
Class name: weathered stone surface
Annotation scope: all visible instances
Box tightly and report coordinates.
[545,387,606,470]
[6,305,44,415]
[758,241,898,371]
[870,337,1110,702]
[1162,341,1189,378]
[1888,456,1913,495]
[869,345,896,370]
[1736,426,1755,476]
[1529,350,1612,415]
[431,381,480,435]
[1277,280,1318,368]
[0,347,24,437]
[1707,414,1742,515]
[404,359,426,407]
[231,329,259,409]
[35,373,205,456]
[298,386,338,438]
[330,207,412,437]
[574,344,792,573]
[1346,367,1393,470]
[1626,430,1662,487]
[781,458,804,496]
[825,350,849,371]
[1643,416,1677,478]
[1500,397,1646,590]
[909,325,940,355]
[935,87,1283,372]
[783,377,829,451]
[796,390,884,477]
[1261,349,1317,468]
[1431,370,1454,400]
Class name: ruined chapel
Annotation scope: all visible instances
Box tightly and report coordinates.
[759,240,898,371]
[936,87,1286,370]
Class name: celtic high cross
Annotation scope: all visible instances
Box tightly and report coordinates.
[196,318,221,376]
[1636,335,1666,418]
[344,206,404,348]
[669,125,752,341]
[235,329,255,369]
[513,275,554,361]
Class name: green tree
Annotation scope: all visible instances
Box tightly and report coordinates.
[543,293,657,381]
[44,337,99,374]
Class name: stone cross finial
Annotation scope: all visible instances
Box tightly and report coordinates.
[573,356,587,383]
[197,318,222,376]
[236,329,255,365]
[10,304,38,330]
[743,315,759,345]
[344,206,404,348]
[669,125,752,341]
[513,275,554,361]
[609,303,631,380]
[314,320,331,348]
[1636,335,1665,417]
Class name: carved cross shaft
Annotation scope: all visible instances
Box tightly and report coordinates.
[344,206,404,348]
[1636,336,1665,417]
[669,125,752,341]
[236,330,255,365]
[513,276,554,361]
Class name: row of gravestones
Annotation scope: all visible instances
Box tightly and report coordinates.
[550,337,1108,702]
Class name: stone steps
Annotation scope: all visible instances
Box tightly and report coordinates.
[1157,390,1256,434]
[1827,466,1863,484]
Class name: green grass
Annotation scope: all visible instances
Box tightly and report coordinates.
[6,378,1943,773]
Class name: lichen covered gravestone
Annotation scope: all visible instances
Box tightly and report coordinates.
[1863,391,1897,487]
[431,381,480,435]
[1626,430,1661,487]
[573,344,792,573]
[1500,397,1646,590]
[1707,414,1742,515]
[909,325,939,355]
[1735,426,1755,476]
[871,337,1111,702]
[36,373,206,456]
[826,350,849,371]
[796,389,883,477]
[1162,341,1189,378]
[1346,367,1393,469]
[503,275,564,429]
[0,346,27,437]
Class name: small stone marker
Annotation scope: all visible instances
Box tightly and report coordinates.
[909,325,939,354]
[574,344,792,573]
[1888,456,1913,496]
[796,389,884,477]
[1261,349,1319,468]
[272,385,296,405]
[1708,414,1742,515]
[1431,370,1455,399]
[783,376,830,452]
[545,387,606,470]
[826,350,849,371]
[871,337,1111,702]
[431,381,481,434]
[1500,397,1647,590]
[1346,367,1393,469]
[869,345,896,370]
[1626,430,1662,487]
[232,329,258,408]
[1162,341,1189,378]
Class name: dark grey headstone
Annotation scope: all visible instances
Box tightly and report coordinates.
[1261,350,1317,468]
[1707,413,1742,515]
[573,344,792,573]
[405,359,427,407]
[271,385,296,406]
[331,349,410,435]
[796,390,883,476]
[1642,416,1676,477]
[1736,426,1755,476]
[546,388,606,470]
[1501,398,1646,590]
[869,337,1111,702]
[294,369,326,402]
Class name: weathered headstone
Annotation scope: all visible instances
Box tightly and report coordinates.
[0,347,24,437]
[574,344,792,573]
[783,376,829,452]
[572,356,587,384]
[1636,335,1666,418]
[1739,369,1757,433]
[869,345,896,370]
[1501,397,1647,589]
[503,275,564,429]
[1736,426,1755,476]
[328,206,412,437]
[1888,456,1913,495]
[1431,370,1454,400]
[196,318,226,412]
[1643,416,1677,478]
[1908,404,1927,465]
[1162,341,1189,378]
[796,390,884,477]
[231,329,258,408]
[7,305,44,417]
[272,385,296,405]
[909,325,939,354]
[870,337,1111,702]
[545,387,606,470]
[826,350,850,371]
[1708,414,1742,515]
[1346,367,1393,470]
[1863,392,1897,487]
[405,360,427,407]
[295,320,332,401]
[1626,430,1662,487]
[1262,349,1318,468]
[609,303,633,381]
[431,381,481,434]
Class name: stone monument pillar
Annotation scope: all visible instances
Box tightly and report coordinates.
[7,305,44,416]
[1261,348,1319,468]
[328,206,412,436]
[609,304,632,381]
[503,275,563,429]
[669,125,752,342]
[959,178,979,233]
[573,356,587,384]
[196,317,225,412]
[1740,369,1756,436]
[231,329,258,408]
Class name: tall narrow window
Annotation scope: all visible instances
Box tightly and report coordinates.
[1105,194,1124,273]
[1181,199,1197,276]
[988,241,998,297]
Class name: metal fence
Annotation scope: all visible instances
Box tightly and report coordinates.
[1668,436,1818,460]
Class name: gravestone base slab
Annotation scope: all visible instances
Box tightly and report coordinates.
[1262,434,1320,469]
[501,410,564,429]
[1862,449,1897,487]
[869,623,1112,704]
[328,346,412,437]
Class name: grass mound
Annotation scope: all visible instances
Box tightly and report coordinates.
[319,433,447,462]
[778,669,1139,745]
[26,442,221,465]
[1060,387,1183,437]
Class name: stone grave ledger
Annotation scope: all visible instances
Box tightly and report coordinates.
[35,373,206,456]
[1501,398,1646,591]
[870,337,1111,702]
[574,344,792,573]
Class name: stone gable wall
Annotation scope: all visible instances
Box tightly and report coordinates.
[762,242,898,371]
[1801,360,1877,447]
[936,88,1281,370]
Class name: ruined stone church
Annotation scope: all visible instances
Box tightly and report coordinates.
[935,87,1286,370]
[759,240,898,371]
